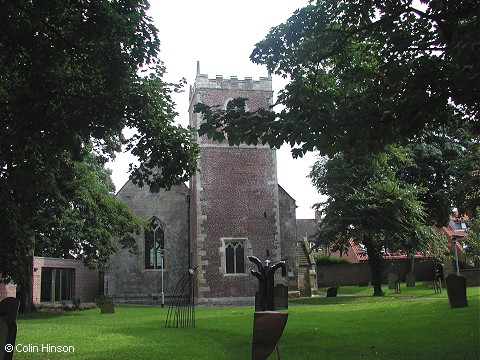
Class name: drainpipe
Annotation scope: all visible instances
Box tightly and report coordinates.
[187,194,191,268]
[454,240,460,276]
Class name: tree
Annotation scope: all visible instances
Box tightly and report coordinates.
[196,0,478,157]
[449,141,480,218]
[193,0,478,292]
[309,146,439,296]
[399,131,463,227]
[0,0,198,311]
[464,208,480,261]
[1,0,197,189]
[33,152,144,267]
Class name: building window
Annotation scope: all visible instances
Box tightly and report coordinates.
[225,240,245,274]
[224,98,249,112]
[145,217,164,270]
[450,220,467,231]
[40,268,74,302]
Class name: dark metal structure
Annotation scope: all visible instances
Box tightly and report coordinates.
[248,256,286,311]
[248,256,288,360]
[165,267,197,328]
[251,311,288,360]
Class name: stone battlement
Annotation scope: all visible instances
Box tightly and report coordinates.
[193,72,272,92]
[190,62,272,96]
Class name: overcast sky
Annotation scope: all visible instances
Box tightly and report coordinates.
[107,0,323,219]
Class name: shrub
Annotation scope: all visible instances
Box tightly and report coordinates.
[72,297,82,310]
[314,254,351,265]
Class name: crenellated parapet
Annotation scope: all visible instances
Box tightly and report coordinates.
[189,61,272,101]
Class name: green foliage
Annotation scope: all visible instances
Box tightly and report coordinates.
[72,297,82,311]
[197,0,478,157]
[450,141,480,217]
[464,208,480,260]
[400,133,463,227]
[314,253,351,265]
[309,145,442,295]
[33,152,144,269]
[0,0,198,189]
[310,146,431,253]
[0,0,197,310]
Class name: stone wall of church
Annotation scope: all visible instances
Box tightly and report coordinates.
[278,186,299,291]
[189,73,283,302]
[194,146,280,300]
[107,181,190,304]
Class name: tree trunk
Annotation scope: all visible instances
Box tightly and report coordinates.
[405,253,415,276]
[16,256,35,313]
[364,238,385,296]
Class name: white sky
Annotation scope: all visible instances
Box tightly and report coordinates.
[107,0,322,219]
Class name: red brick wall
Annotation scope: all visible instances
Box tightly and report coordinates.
[316,259,437,287]
[198,147,278,298]
[189,74,278,300]
[458,269,480,286]
[0,283,16,300]
[32,257,100,304]
[328,247,362,263]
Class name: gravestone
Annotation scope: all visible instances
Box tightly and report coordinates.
[406,272,415,287]
[434,263,443,294]
[445,274,468,308]
[274,284,288,310]
[434,278,442,294]
[0,297,20,360]
[388,273,397,290]
[326,287,338,297]
[99,296,115,314]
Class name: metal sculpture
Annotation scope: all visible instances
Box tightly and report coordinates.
[248,256,288,360]
[251,311,288,360]
[248,256,286,311]
[165,267,197,328]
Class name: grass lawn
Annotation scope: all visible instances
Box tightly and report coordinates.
[14,283,479,359]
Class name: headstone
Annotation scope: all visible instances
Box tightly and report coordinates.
[0,297,20,360]
[274,284,288,310]
[388,273,397,290]
[406,272,415,287]
[434,263,443,294]
[434,278,442,294]
[395,278,401,294]
[445,274,468,308]
[326,287,338,297]
[99,296,115,314]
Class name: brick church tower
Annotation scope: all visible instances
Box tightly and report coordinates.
[189,64,292,304]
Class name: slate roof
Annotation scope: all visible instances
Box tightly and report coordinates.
[296,219,317,241]
[348,238,431,262]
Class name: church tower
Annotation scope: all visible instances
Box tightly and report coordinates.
[189,64,285,304]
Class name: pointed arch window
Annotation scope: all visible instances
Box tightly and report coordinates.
[145,217,164,270]
[225,241,245,274]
